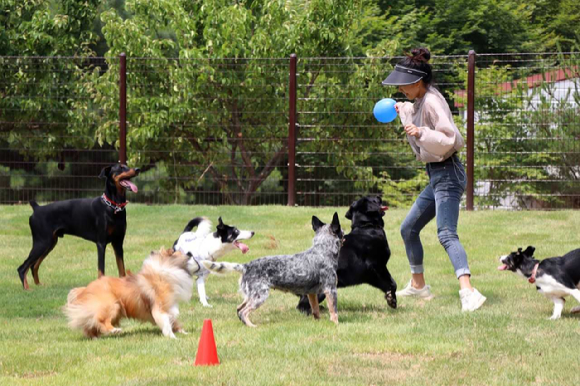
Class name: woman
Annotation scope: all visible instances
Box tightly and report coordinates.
[382,47,485,311]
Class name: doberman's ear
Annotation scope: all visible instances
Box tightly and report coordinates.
[312,216,325,232]
[99,165,112,179]
[217,217,224,229]
[331,212,341,235]
[524,246,535,256]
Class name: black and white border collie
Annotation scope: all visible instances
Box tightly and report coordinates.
[173,217,254,307]
[498,246,580,319]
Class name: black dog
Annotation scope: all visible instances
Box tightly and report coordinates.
[297,196,397,314]
[17,164,140,289]
[499,246,580,319]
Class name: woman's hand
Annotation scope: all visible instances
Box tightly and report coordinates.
[404,124,422,138]
[395,102,404,113]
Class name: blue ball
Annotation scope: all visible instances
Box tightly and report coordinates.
[373,98,398,123]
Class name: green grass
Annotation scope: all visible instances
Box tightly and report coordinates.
[1,205,580,385]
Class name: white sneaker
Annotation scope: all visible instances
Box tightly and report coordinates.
[459,288,486,312]
[396,280,433,299]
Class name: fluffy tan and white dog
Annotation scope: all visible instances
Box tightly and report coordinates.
[63,248,200,339]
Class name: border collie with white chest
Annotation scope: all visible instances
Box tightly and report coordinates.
[498,246,580,319]
[173,217,254,307]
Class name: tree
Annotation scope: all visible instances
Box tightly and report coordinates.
[456,54,580,209]
[85,0,418,204]
[378,0,580,55]
[0,1,108,202]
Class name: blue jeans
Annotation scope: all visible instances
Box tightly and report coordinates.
[400,155,470,278]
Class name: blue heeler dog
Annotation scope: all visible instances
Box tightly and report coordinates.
[202,213,343,327]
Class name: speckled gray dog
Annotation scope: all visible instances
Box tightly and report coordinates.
[203,213,343,327]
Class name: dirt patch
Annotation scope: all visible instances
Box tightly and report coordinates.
[263,234,280,250]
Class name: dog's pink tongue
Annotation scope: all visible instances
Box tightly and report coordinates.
[120,180,138,193]
[235,241,249,254]
[497,264,508,271]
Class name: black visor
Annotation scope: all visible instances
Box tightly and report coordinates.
[382,65,427,86]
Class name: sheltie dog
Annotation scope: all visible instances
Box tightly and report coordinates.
[64,248,200,339]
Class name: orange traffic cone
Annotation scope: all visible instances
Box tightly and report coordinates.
[194,319,220,366]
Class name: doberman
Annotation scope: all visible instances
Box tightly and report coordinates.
[17,164,140,290]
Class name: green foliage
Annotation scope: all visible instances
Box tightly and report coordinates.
[86,0,419,204]
[379,0,580,54]
[0,0,100,56]
[378,169,429,207]
[460,54,580,208]
[1,0,579,206]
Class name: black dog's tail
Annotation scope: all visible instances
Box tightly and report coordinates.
[29,200,39,210]
[182,217,207,233]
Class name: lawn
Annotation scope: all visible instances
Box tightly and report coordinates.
[1,204,579,385]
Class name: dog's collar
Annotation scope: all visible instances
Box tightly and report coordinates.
[528,263,540,284]
[352,223,382,230]
[101,193,127,213]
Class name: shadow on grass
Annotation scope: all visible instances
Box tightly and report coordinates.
[66,324,194,341]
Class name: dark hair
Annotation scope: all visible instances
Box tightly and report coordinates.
[399,47,433,85]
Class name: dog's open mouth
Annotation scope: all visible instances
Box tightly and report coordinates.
[380,206,389,212]
[234,240,249,254]
[497,264,508,271]
[120,180,138,193]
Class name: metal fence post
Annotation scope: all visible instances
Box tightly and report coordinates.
[287,54,297,206]
[119,53,127,165]
[466,50,476,211]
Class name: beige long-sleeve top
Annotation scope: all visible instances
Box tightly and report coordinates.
[397,87,464,163]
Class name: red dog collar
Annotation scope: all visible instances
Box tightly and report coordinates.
[101,194,127,213]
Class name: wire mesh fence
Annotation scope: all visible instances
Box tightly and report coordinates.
[1,52,579,208]
[0,56,118,204]
[294,55,468,207]
[123,57,290,205]
[468,52,580,209]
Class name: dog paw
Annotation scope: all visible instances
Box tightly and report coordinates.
[548,315,561,320]
[570,306,580,314]
[385,291,397,309]
[201,303,213,308]
[177,329,188,335]
[296,305,312,316]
